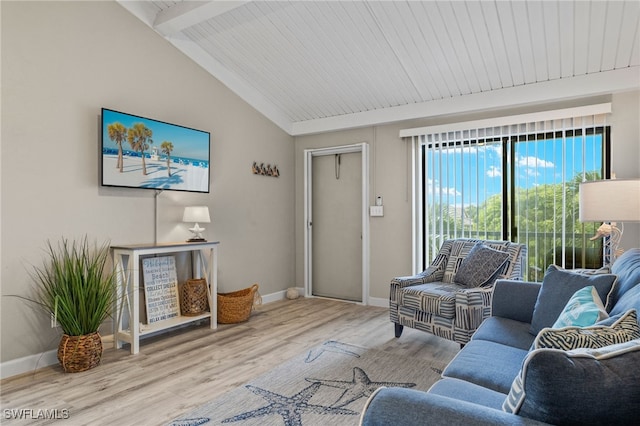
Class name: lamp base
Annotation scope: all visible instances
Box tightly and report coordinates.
[590,222,624,267]
[187,223,206,241]
[186,237,207,242]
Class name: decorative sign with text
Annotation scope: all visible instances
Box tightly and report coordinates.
[142,256,180,324]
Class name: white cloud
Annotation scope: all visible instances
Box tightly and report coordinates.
[429,186,460,197]
[487,165,501,178]
[444,187,461,196]
[517,156,554,168]
[426,179,460,196]
[489,145,502,155]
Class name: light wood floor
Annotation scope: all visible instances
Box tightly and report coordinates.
[0,297,460,425]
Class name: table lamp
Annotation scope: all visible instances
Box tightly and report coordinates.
[183,206,210,242]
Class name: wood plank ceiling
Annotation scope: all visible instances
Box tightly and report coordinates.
[118,1,640,135]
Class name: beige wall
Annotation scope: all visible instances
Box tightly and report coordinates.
[295,91,640,300]
[1,1,295,364]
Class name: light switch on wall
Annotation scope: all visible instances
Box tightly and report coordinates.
[370,206,384,217]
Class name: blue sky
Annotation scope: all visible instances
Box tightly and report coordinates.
[425,135,603,206]
[102,109,210,161]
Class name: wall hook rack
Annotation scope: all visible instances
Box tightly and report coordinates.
[252,162,280,177]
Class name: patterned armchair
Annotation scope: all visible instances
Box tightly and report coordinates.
[390,238,528,346]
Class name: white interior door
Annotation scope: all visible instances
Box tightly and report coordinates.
[304,143,369,304]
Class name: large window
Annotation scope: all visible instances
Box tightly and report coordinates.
[408,106,611,281]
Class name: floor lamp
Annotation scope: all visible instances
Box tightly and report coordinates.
[579,179,640,267]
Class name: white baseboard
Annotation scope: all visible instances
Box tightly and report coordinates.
[0,349,58,380]
[1,287,385,380]
[366,296,388,308]
[259,286,305,304]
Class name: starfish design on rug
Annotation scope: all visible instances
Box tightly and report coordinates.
[221,382,358,425]
[169,418,210,426]
[431,366,443,375]
[304,340,361,363]
[306,367,416,407]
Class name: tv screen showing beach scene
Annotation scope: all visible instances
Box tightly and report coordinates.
[101,108,210,193]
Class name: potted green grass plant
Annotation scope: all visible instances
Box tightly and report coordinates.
[29,236,116,372]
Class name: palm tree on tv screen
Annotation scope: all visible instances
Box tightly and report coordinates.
[127,123,153,176]
[107,122,127,172]
[161,141,174,177]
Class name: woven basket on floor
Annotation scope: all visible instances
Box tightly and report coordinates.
[217,284,261,324]
[57,332,102,373]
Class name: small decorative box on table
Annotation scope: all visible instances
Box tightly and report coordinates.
[111,241,219,354]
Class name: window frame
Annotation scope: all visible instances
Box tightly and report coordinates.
[414,125,611,280]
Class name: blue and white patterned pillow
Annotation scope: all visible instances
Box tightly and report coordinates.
[453,243,509,288]
[552,285,608,328]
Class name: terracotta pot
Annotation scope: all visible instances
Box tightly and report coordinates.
[57,332,102,373]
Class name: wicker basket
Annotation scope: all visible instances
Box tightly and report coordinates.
[217,284,261,324]
[57,332,102,373]
[181,278,209,316]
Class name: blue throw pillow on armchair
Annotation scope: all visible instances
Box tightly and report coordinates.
[453,243,510,288]
[529,265,617,335]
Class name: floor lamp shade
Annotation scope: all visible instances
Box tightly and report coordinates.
[579,179,640,222]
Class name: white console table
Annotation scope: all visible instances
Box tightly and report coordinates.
[111,241,219,354]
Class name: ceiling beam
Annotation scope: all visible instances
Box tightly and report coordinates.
[290,67,640,136]
[154,1,249,36]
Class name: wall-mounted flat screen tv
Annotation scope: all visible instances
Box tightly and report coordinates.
[101,108,210,193]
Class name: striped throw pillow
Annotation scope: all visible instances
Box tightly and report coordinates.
[534,309,640,351]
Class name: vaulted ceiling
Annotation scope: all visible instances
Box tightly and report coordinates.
[118,1,640,135]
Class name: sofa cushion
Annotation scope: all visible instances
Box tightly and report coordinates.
[471,317,536,351]
[609,282,640,317]
[398,282,459,319]
[551,285,608,328]
[491,280,541,324]
[529,265,617,335]
[534,309,640,350]
[502,339,640,424]
[429,377,506,410]
[594,311,625,326]
[442,340,528,394]
[610,248,640,305]
[454,243,510,288]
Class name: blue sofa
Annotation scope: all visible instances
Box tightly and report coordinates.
[361,248,640,425]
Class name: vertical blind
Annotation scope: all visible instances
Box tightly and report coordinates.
[402,103,611,280]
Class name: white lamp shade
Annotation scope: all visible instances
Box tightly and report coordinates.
[579,179,640,222]
[183,206,210,223]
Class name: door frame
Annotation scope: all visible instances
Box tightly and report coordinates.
[304,143,370,305]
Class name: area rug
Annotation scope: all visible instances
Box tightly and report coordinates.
[169,340,447,426]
